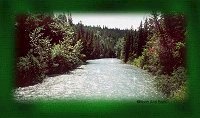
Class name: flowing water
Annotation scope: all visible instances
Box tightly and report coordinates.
[14,58,164,101]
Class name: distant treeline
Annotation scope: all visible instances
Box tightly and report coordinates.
[16,13,127,60]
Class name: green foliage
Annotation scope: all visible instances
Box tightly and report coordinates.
[132,34,162,75]
[130,13,186,100]
[50,17,74,40]
[156,67,186,98]
[175,42,185,51]
[172,41,186,67]
[171,66,187,82]
[156,13,186,74]
[16,54,45,87]
[170,84,187,101]
[16,13,84,87]
[29,26,52,73]
[16,26,52,87]
[16,13,55,57]
[73,40,84,60]
[133,55,144,68]
[114,37,125,59]
[49,39,83,74]
[75,22,126,59]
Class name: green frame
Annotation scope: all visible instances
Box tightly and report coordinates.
[0,0,199,117]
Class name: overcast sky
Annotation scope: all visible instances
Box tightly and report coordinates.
[71,13,150,30]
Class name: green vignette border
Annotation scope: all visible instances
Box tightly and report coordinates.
[0,0,199,118]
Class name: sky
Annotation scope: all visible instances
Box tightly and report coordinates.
[71,13,151,30]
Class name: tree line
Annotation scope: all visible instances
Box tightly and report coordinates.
[115,13,186,100]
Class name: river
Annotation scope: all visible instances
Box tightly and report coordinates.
[14,58,164,101]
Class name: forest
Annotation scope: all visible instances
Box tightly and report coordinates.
[16,12,186,100]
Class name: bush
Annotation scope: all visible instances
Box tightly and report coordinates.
[29,26,52,73]
[132,46,161,75]
[16,27,52,87]
[133,55,144,68]
[156,67,187,99]
[47,15,84,74]
[49,43,72,74]
[48,39,83,74]
[170,84,187,101]
[16,54,45,87]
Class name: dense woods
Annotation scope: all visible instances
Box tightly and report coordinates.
[118,13,186,100]
[16,12,186,100]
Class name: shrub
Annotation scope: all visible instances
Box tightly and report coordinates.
[170,84,187,101]
[29,26,52,73]
[132,44,161,75]
[133,55,144,68]
[50,43,73,74]
[47,15,84,74]
[48,39,83,74]
[16,27,52,87]
[16,54,45,87]
[156,67,187,98]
